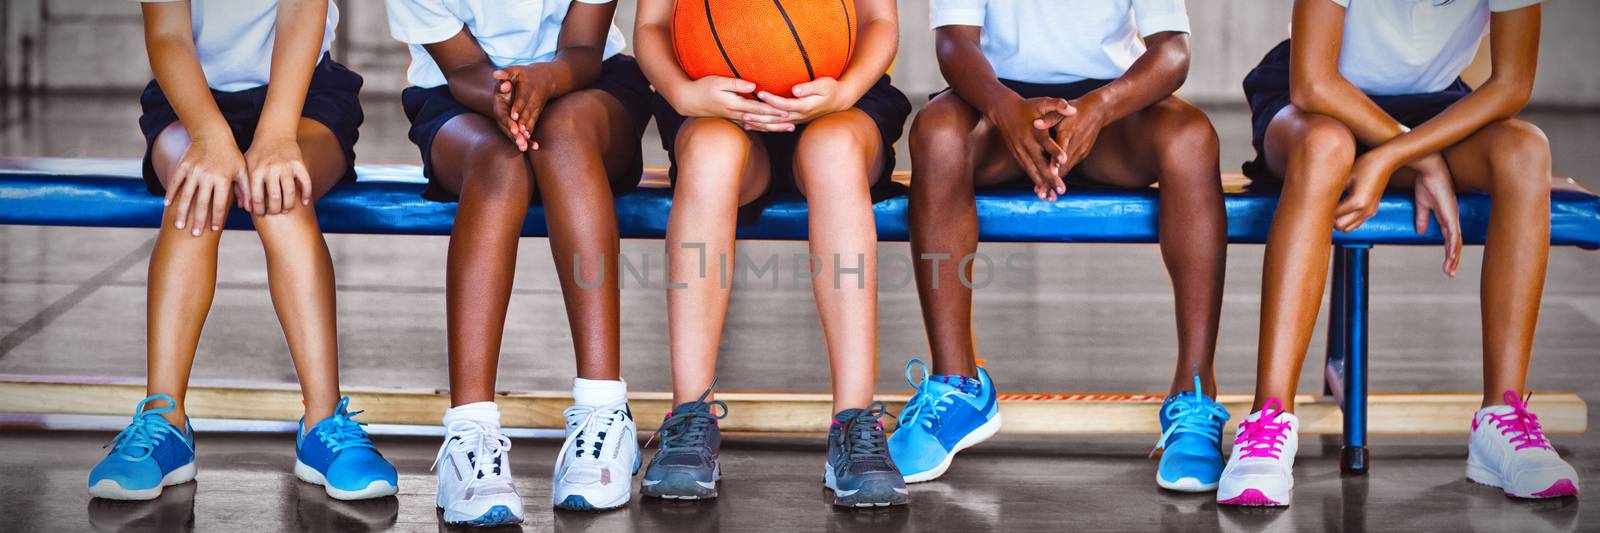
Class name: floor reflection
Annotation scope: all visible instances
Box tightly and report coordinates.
[86,480,196,533]
[289,481,398,533]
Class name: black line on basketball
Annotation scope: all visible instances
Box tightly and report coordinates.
[839,0,853,61]
[771,0,816,81]
[705,0,742,79]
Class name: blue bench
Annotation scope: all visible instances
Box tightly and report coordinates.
[3,156,1598,473]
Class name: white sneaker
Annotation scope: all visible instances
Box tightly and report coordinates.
[552,401,640,511]
[1467,391,1581,499]
[1217,398,1298,507]
[433,414,524,526]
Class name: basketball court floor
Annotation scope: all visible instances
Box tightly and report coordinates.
[0,95,1595,531]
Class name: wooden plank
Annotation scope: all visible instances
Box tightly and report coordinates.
[0,375,1584,435]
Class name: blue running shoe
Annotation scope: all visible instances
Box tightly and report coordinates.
[295,397,399,500]
[888,359,1002,483]
[88,394,196,500]
[641,387,726,500]
[826,402,910,507]
[1153,375,1229,492]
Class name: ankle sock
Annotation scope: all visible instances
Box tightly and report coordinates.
[933,374,982,395]
[444,401,501,428]
[573,378,627,407]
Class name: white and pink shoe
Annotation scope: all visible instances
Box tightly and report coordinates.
[1216,398,1298,506]
[1467,391,1581,499]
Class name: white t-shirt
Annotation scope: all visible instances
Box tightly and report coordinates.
[1331,0,1543,95]
[386,0,627,89]
[138,0,338,92]
[929,0,1190,85]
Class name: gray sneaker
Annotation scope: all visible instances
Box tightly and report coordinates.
[826,402,911,507]
[640,388,726,500]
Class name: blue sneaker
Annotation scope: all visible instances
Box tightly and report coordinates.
[887,359,1002,483]
[88,394,197,500]
[1153,375,1229,492]
[295,397,398,500]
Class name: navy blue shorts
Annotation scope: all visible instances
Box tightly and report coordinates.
[1242,40,1471,182]
[931,78,1115,185]
[137,54,363,196]
[653,74,913,224]
[401,54,655,202]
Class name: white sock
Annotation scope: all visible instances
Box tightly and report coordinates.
[573,378,627,407]
[443,401,501,429]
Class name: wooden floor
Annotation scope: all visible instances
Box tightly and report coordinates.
[1,96,1597,531]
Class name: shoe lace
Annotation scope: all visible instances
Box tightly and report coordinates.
[840,402,893,465]
[560,401,630,464]
[1486,391,1552,451]
[1236,397,1290,459]
[1150,374,1229,457]
[432,419,513,490]
[315,397,377,454]
[646,384,727,456]
[897,359,967,432]
[104,394,192,461]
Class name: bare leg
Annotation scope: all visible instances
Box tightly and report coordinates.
[527,90,642,381]
[1251,106,1358,413]
[666,118,770,404]
[793,109,884,412]
[250,118,350,426]
[429,114,536,406]
[145,124,224,427]
[1069,98,1227,397]
[907,93,985,378]
[1438,119,1552,407]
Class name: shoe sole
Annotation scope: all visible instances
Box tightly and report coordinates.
[441,505,523,527]
[1467,461,1581,499]
[1216,484,1291,507]
[294,459,398,501]
[824,463,911,507]
[901,413,1003,484]
[88,462,197,501]
[641,464,720,500]
[1156,473,1218,493]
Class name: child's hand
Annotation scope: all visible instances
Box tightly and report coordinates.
[1333,153,1396,234]
[754,78,847,127]
[988,96,1074,202]
[166,135,247,236]
[1043,99,1106,179]
[243,137,312,216]
[492,64,555,151]
[1411,167,1462,277]
[671,76,789,129]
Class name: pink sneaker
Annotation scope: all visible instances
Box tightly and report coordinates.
[1467,391,1581,499]
[1216,398,1298,506]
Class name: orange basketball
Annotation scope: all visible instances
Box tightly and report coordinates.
[673,0,857,98]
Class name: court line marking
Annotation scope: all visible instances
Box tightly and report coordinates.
[0,237,154,358]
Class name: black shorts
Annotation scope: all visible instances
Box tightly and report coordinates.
[1242,40,1471,183]
[401,54,655,202]
[931,78,1115,185]
[653,74,913,224]
[137,53,363,196]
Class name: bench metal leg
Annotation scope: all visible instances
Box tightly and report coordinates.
[1339,245,1371,474]
[1325,249,1348,399]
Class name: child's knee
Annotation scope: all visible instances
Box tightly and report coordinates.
[797,112,878,163]
[462,140,533,197]
[1151,100,1220,161]
[1486,119,1551,174]
[909,99,973,160]
[250,203,317,232]
[532,93,607,150]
